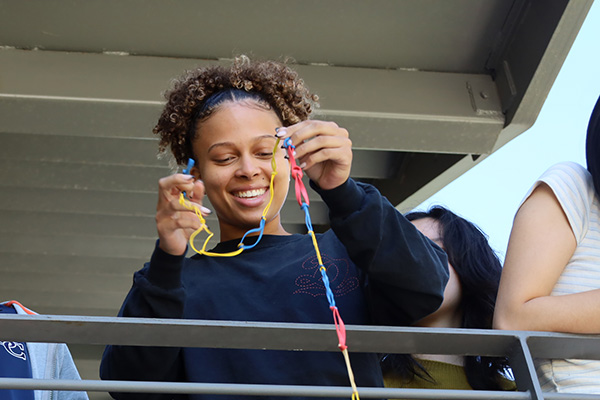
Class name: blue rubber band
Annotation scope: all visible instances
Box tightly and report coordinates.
[283,137,295,149]
[182,159,195,199]
[301,204,313,232]
[320,267,336,308]
[183,158,195,174]
[238,218,266,250]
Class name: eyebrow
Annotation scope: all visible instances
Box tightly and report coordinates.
[207,134,277,153]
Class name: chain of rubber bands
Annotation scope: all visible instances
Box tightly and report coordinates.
[282,137,360,400]
[178,135,360,399]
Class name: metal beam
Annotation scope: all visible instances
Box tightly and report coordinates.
[0,48,504,154]
[397,154,483,212]
[508,336,544,400]
[0,314,568,357]
[0,378,531,399]
[0,0,514,72]
[490,0,594,150]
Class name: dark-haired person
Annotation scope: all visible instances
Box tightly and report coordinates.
[494,95,600,393]
[99,56,449,400]
[382,206,514,392]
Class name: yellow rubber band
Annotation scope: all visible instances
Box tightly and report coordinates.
[342,348,360,399]
[308,230,324,267]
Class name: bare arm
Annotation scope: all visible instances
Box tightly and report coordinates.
[493,183,600,333]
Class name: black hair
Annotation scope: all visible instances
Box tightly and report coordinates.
[586,95,600,197]
[381,206,510,390]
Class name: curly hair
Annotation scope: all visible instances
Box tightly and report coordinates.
[153,55,319,165]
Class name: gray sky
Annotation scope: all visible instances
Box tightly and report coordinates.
[416,1,600,260]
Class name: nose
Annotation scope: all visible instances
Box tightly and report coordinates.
[235,154,261,179]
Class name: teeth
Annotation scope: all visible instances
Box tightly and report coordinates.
[235,188,266,198]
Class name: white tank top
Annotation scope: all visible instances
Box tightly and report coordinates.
[521,161,600,393]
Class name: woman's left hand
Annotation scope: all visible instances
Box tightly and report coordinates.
[276,120,352,191]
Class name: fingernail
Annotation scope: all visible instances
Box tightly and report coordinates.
[184,174,194,180]
[275,127,286,137]
[299,162,307,169]
[201,206,212,214]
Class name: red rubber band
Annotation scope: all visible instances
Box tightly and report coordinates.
[330,306,347,350]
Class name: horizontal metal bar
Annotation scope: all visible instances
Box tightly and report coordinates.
[527,335,600,360]
[1,314,599,360]
[0,378,531,399]
[544,394,600,400]
[0,314,521,355]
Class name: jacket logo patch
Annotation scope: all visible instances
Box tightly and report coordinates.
[293,253,359,297]
[1,341,27,360]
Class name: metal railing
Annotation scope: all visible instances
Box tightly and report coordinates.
[1,314,599,399]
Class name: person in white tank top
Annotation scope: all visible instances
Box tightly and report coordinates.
[494,95,600,393]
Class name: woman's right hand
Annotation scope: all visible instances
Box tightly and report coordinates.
[156,174,211,256]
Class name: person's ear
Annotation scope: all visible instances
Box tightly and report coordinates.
[191,165,202,180]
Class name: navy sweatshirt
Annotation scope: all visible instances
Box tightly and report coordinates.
[100,179,448,400]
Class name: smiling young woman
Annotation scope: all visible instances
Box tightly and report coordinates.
[99,56,450,400]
